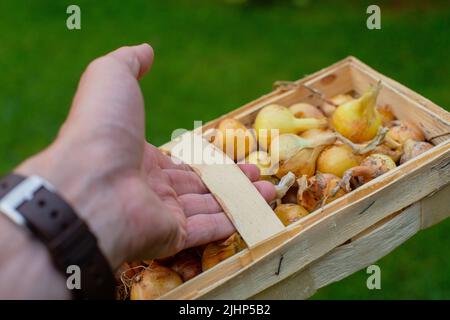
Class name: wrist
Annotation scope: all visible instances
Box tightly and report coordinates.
[14,147,127,270]
[0,213,70,299]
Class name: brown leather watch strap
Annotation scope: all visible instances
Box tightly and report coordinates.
[0,173,115,299]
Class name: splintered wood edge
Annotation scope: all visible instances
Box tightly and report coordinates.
[162,131,284,248]
[251,184,450,299]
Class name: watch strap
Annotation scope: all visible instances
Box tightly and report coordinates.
[0,173,115,299]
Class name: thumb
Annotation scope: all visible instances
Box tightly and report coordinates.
[59,44,154,140]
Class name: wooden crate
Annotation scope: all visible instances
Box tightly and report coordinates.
[159,56,450,299]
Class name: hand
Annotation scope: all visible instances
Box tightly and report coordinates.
[16,44,276,270]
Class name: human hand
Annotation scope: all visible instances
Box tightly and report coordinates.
[16,44,276,270]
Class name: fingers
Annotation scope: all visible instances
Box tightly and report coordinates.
[163,163,262,196]
[184,213,235,249]
[237,164,260,181]
[178,194,222,217]
[178,181,276,217]
[253,181,277,204]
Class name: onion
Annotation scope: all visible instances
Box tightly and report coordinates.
[289,103,325,119]
[202,233,246,271]
[297,173,346,211]
[300,128,333,140]
[317,144,361,178]
[169,251,202,282]
[212,118,256,161]
[274,203,309,226]
[245,150,274,179]
[130,263,183,300]
[386,121,425,146]
[332,83,382,143]
[320,94,354,117]
[254,104,328,145]
[276,144,326,178]
[340,153,396,191]
[377,104,396,125]
[400,139,433,164]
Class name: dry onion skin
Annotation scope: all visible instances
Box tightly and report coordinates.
[202,233,247,271]
[400,139,433,164]
[297,173,347,212]
[212,118,256,161]
[130,263,183,300]
[377,104,396,125]
[274,203,309,226]
[386,120,425,146]
[340,153,396,191]
[169,251,202,282]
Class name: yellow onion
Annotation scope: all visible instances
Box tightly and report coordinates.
[332,83,382,143]
[213,118,256,161]
[245,150,274,179]
[169,251,202,282]
[369,143,403,163]
[400,139,433,164]
[202,233,246,271]
[254,104,328,145]
[289,103,325,119]
[274,203,309,226]
[317,144,361,178]
[320,93,354,117]
[297,173,347,212]
[130,263,183,300]
[386,121,425,146]
[341,153,396,191]
[377,104,396,125]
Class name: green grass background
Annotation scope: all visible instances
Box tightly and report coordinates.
[0,0,449,299]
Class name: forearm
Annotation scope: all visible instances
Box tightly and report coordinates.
[0,214,70,299]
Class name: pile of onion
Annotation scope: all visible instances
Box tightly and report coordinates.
[115,83,436,300]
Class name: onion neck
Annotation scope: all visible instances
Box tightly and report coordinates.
[293,117,327,132]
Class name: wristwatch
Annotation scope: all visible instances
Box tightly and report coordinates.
[0,173,115,299]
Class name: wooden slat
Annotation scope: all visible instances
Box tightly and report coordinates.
[165,131,284,248]
[251,184,450,299]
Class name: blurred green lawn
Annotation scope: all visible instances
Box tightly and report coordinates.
[0,0,449,299]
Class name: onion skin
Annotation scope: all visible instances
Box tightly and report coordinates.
[298,173,346,212]
[377,104,396,125]
[400,139,433,164]
[386,121,425,146]
[202,233,246,271]
[213,118,256,161]
[289,103,325,119]
[130,263,183,300]
[317,144,361,178]
[274,203,309,226]
[169,251,202,282]
[245,150,274,178]
[300,128,333,140]
[254,104,328,145]
[332,84,382,143]
[341,153,396,191]
[276,145,325,178]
